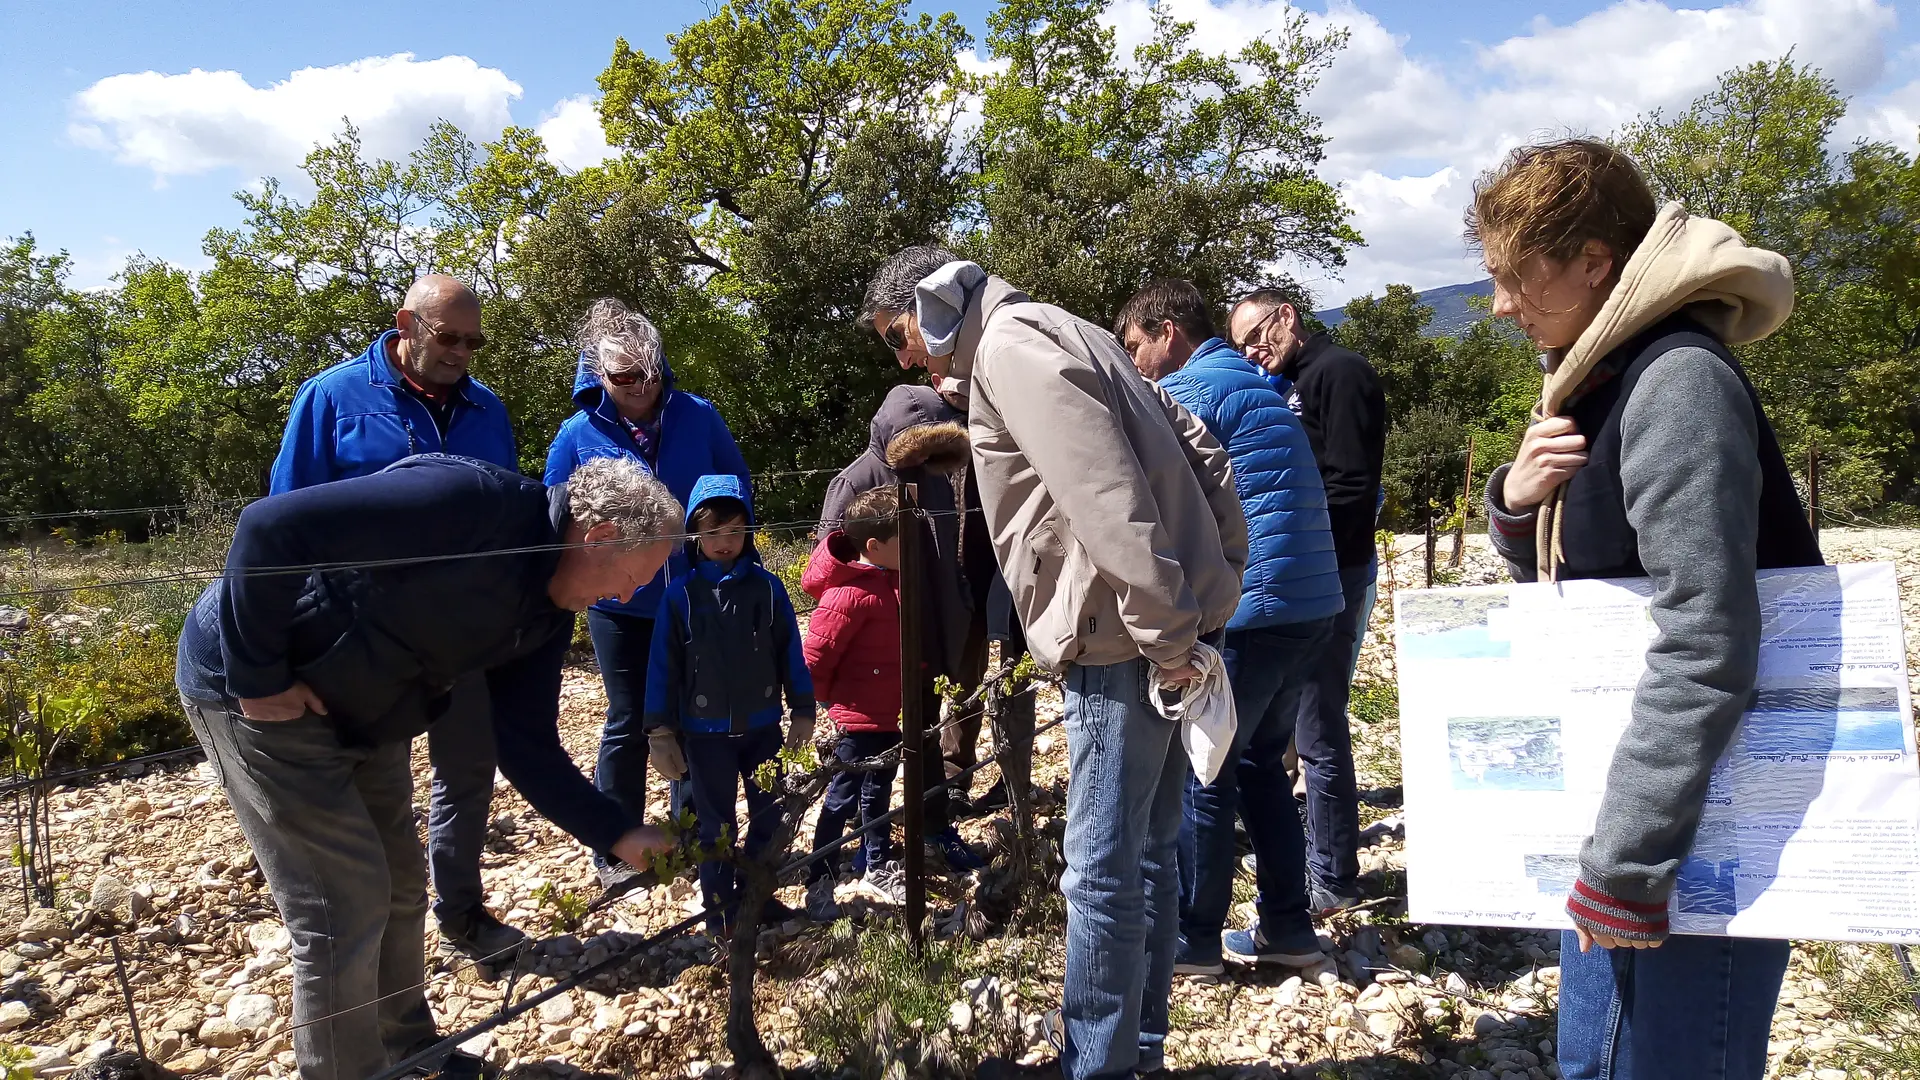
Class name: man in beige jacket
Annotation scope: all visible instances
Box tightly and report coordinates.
[861,248,1249,1080]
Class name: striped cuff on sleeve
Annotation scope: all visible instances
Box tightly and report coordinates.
[1567,879,1669,941]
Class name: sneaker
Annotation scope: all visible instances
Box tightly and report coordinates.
[1311,884,1360,915]
[595,861,658,903]
[1043,1008,1065,1055]
[805,877,842,921]
[759,896,800,925]
[1240,853,1258,877]
[932,827,986,872]
[1222,925,1326,968]
[1173,937,1225,976]
[436,906,527,965]
[971,780,1011,814]
[860,860,907,904]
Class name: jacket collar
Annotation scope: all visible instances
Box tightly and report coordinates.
[1185,337,1253,370]
[949,275,1032,386]
[1283,331,1337,380]
[366,329,481,408]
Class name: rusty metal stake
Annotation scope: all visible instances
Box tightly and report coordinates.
[109,935,146,1059]
[896,480,927,948]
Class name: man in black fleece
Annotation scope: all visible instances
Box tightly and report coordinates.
[1229,291,1386,910]
[174,453,678,1080]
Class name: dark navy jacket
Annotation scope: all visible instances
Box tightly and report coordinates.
[270,330,517,493]
[544,354,749,620]
[173,455,633,854]
[1159,338,1345,628]
[644,475,813,736]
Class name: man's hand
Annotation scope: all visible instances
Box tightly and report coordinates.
[1503,416,1589,511]
[610,824,674,872]
[1574,925,1663,953]
[1156,655,1202,688]
[648,731,688,781]
[237,682,327,722]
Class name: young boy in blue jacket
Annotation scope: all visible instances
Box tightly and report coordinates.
[645,475,816,935]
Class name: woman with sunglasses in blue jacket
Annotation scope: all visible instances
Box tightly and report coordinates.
[545,298,752,896]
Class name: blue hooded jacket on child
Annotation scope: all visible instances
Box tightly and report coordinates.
[643,475,814,736]
[544,353,750,619]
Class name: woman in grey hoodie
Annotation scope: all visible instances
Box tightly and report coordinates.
[1471,139,1820,1080]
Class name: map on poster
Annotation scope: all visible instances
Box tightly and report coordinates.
[1395,562,1920,942]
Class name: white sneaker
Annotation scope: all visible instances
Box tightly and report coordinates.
[805,877,841,921]
[860,861,907,905]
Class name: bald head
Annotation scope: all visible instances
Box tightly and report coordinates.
[403,274,479,317]
[393,275,484,390]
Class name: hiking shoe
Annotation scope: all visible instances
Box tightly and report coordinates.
[436,907,527,965]
[932,827,986,872]
[595,861,658,903]
[758,896,800,926]
[1311,884,1360,915]
[860,860,907,904]
[1223,925,1326,968]
[971,780,1011,815]
[805,877,842,921]
[1043,1008,1065,1055]
[1173,938,1225,976]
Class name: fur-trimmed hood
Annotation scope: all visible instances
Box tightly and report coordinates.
[886,420,969,474]
[866,384,967,472]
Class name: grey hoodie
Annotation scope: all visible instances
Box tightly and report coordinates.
[1485,203,1801,941]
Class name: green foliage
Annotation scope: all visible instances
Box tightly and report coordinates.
[969,0,1358,323]
[530,882,590,934]
[0,1043,34,1080]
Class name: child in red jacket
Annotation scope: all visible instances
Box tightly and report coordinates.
[802,487,907,918]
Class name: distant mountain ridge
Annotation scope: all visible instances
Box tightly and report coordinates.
[1316,278,1495,338]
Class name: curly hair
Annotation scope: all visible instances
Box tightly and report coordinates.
[567,456,682,541]
[575,298,664,381]
[1465,138,1657,274]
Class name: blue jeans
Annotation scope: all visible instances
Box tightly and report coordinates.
[684,726,784,935]
[586,609,687,864]
[1295,562,1371,895]
[425,674,496,923]
[182,696,435,1079]
[1062,657,1188,1080]
[1179,619,1332,952]
[811,729,901,880]
[1558,931,1788,1079]
[1345,570,1377,681]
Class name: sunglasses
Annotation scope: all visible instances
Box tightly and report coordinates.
[409,311,487,352]
[604,366,660,388]
[880,312,911,351]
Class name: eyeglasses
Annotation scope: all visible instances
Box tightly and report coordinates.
[880,312,911,351]
[1234,305,1283,353]
[604,366,659,388]
[408,311,487,352]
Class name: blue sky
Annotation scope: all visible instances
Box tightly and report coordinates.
[4,0,1917,305]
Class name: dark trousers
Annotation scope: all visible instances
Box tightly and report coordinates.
[955,619,1037,805]
[587,609,688,864]
[1178,620,1332,950]
[684,726,784,935]
[425,675,496,923]
[810,729,901,880]
[1294,564,1370,894]
[183,696,434,1079]
[941,617,991,783]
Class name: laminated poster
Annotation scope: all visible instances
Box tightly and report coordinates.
[1395,562,1920,942]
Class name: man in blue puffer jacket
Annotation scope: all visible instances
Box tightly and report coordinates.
[268,275,523,965]
[545,298,751,895]
[1115,279,1345,975]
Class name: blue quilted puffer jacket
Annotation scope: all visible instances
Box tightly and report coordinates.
[1158,338,1345,628]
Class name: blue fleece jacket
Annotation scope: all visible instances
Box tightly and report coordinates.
[1159,338,1345,628]
[270,330,517,493]
[644,475,813,736]
[544,354,750,619]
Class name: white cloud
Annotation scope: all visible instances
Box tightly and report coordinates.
[1104,0,1912,306]
[69,53,523,180]
[535,94,616,172]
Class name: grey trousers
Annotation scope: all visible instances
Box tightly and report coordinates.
[183,696,437,1080]
[426,675,496,922]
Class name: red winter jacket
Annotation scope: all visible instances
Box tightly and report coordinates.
[802,531,903,733]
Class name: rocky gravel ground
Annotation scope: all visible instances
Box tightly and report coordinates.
[2,528,1917,1079]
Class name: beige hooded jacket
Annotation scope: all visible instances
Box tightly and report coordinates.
[945,276,1249,673]
[1532,201,1795,578]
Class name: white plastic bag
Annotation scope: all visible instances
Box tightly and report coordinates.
[1148,641,1238,784]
